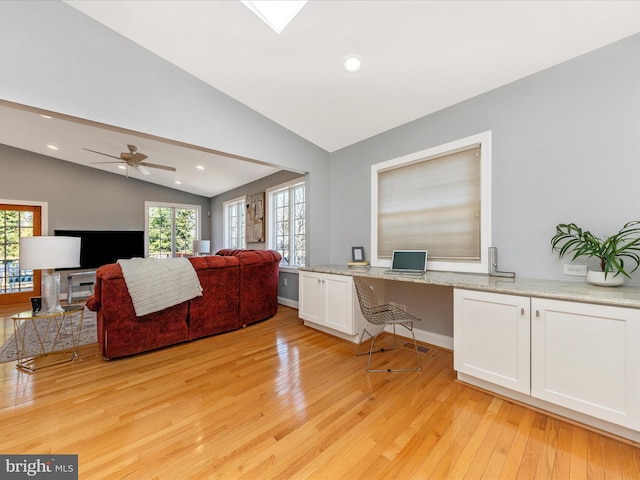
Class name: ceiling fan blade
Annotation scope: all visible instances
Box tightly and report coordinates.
[83,148,121,160]
[139,162,177,172]
[135,165,151,176]
[90,161,125,165]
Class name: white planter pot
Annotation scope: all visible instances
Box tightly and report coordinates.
[587,270,624,287]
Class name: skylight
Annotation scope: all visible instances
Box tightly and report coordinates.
[241,1,307,34]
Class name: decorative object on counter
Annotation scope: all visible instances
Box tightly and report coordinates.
[488,247,516,278]
[348,246,369,268]
[551,221,640,286]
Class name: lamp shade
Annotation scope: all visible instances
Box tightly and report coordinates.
[193,240,210,255]
[19,236,81,270]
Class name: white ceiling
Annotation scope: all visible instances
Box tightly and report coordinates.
[4,1,640,197]
[0,101,282,198]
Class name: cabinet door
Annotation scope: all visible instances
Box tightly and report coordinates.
[454,289,531,394]
[323,274,354,334]
[299,271,324,325]
[531,298,640,430]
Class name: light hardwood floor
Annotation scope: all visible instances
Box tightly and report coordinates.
[0,303,639,479]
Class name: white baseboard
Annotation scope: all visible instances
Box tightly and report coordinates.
[278,297,299,309]
[384,325,453,350]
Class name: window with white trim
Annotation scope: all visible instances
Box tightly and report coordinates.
[223,196,246,249]
[266,178,305,267]
[145,202,201,258]
[371,131,492,273]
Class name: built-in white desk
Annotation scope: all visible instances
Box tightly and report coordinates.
[299,265,640,443]
[301,264,640,309]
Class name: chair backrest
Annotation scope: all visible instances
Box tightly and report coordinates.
[353,277,382,321]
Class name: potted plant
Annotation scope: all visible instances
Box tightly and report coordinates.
[551,221,640,286]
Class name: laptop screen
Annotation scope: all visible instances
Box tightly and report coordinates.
[391,250,428,271]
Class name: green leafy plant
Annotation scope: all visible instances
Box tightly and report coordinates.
[551,221,640,279]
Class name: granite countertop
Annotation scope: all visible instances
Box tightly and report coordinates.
[300,264,640,309]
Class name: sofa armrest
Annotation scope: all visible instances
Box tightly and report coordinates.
[86,295,100,311]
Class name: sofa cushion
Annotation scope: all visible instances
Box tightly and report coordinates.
[216,249,281,326]
[187,255,241,339]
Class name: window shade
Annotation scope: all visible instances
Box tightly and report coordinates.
[377,145,481,261]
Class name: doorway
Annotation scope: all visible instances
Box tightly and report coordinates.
[0,204,42,306]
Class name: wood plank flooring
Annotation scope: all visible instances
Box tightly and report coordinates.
[0,303,639,479]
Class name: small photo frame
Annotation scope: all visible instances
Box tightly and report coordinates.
[351,246,365,262]
[30,296,42,315]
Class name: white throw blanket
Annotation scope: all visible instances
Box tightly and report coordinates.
[118,257,203,317]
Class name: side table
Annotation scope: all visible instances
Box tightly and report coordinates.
[11,304,85,372]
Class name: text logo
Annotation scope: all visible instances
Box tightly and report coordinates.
[1,455,78,479]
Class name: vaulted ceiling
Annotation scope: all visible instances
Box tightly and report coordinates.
[3,1,640,197]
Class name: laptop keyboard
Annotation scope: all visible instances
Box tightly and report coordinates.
[384,270,425,276]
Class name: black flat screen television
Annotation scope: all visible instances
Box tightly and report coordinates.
[54,230,145,270]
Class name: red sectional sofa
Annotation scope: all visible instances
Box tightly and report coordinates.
[86,250,281,359]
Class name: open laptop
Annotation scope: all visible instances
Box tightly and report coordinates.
[384,250,428,276]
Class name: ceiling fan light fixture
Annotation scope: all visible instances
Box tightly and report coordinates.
[136,165,151,176]
[344,56,362,73]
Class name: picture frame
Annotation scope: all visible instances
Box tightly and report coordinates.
[351,246,365,262]
[246,192,265,243]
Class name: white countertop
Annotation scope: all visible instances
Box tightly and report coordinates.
[300,265,640,309]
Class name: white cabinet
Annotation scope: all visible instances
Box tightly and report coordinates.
[454,289,640,432]
[454,289,531,394]
[531,298,640,431]
[299,271,324,324]
[299,271,363,340]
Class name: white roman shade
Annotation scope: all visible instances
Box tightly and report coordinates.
[377,145,481,261]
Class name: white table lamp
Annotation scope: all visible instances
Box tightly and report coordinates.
[19,236,81,314]
[193,240,210,257]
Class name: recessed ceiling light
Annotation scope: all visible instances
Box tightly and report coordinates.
[118,165,127,170]
[242,0,307,34]
[46,144,58,150]
[174,180,182,185]
[196,165,205,170]
[344,56,362,73]
[40,115,52,119]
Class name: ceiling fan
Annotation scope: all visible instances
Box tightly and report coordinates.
[83,144,176,176]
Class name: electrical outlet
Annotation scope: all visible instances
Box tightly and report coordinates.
[563,264,587,276]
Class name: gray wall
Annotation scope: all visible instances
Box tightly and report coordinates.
[0,1,331,265]
[329,33,640,285]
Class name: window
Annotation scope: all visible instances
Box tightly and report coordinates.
[145,202,201,258]
[371,131,492,274]
[223,196,246,249]
[0,202,44,305]
[267,178,305,267]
